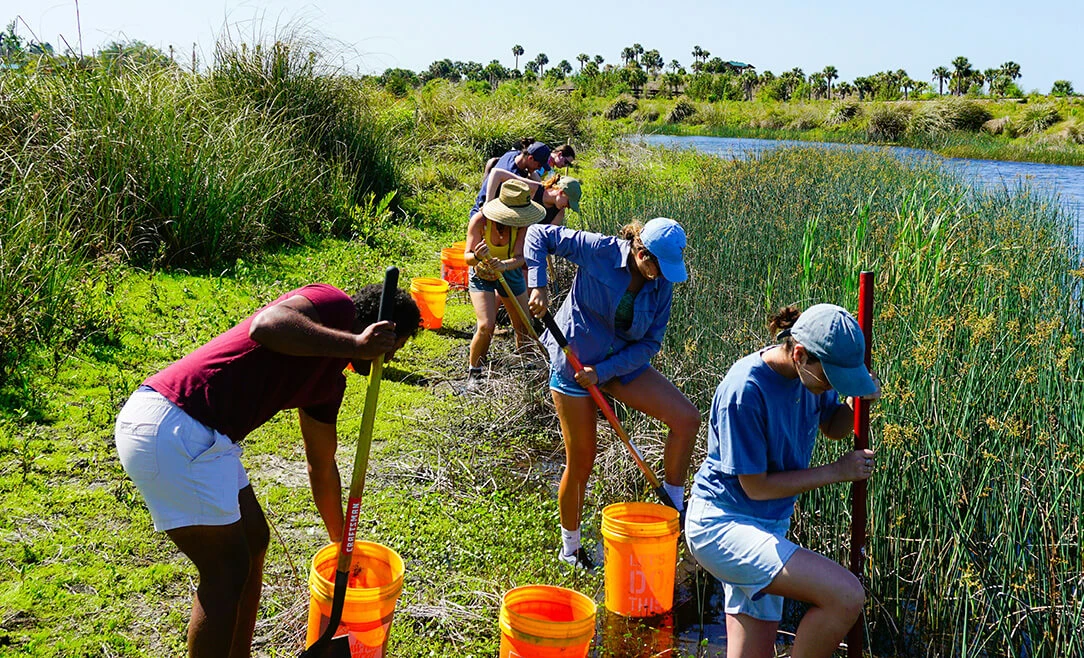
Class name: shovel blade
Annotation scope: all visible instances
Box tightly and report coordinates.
[298,635,351,658]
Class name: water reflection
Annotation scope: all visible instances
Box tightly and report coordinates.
[633,134,1084,245]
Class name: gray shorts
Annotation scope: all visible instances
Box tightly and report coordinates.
[685,496,799,622]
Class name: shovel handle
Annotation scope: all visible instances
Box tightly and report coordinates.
[305,267,398,657]
[496,273,542,346]
[539,312,675,509]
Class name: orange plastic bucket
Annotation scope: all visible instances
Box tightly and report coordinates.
[499,585,596,657]
[440,247,468,290]
[304,542,404,658]
[601,502,680,617]
[409,277,449,329]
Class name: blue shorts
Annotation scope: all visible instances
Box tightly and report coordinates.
[548,363,651,398]
[684,496,799,622]
[468,267,525,298]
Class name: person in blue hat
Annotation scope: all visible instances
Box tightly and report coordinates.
[525,218,701,571]
[471,138,550,219]
[686,304,881,657]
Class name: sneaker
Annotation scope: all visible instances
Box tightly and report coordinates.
[557,547,597,573]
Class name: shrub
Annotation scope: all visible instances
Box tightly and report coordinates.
[633,108,660,122]
[667,99,697,123]
[910,99,992,135]
[604,95,637,120]
[825,101,861,126]
[1018,103,1061,135]
[867,105,911,141]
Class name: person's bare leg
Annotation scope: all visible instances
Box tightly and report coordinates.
[167,521,251,657]
[228,486,271,658]
[500,290,536,353]
[468,291,498,368]
[552,391,598,531]
[602,366,700,488]
[762,549,864,658]
[725,613,779,658]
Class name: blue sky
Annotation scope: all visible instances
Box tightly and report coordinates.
[5,0,1081,92]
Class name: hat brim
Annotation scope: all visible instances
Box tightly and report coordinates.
[821,361,877,398]
[481,198,546,227]
[567,197,580,213]
[656,257,687,283]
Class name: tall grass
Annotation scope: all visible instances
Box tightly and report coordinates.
[582,146,1084,657]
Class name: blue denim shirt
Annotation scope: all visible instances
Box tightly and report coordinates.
[525,224,673,384]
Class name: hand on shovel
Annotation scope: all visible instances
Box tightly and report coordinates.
[527,287,549,318]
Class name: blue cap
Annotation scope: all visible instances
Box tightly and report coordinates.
[791,304,876,397]
[526,141,551,167]
[641,218,687,283]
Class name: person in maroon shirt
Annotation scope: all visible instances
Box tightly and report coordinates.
[114,282,420,658]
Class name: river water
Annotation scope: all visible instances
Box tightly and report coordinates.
[634,134,1084,245]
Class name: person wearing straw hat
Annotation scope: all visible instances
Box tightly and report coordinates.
[464,179,546,387]
[686,304,881,658]
[525,218,701,571]
[482,167,582,227]
[113,283,421,658]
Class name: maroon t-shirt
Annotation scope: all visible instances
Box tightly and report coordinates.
[145,284,355,442]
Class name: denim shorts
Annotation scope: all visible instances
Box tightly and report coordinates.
[548,363,651,398]
[114,388,248,531]
[684,496,799,622]
[468,266,525,298]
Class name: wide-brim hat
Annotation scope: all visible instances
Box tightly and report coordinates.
[482,179,546,227]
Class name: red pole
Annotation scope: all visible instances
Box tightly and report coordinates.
[847,271,874,658]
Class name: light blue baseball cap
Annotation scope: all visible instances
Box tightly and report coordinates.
[641,217,687,283]
[791,304,876,397]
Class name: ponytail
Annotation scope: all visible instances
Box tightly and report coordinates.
[768,305,807,356]
[618,221,647,253]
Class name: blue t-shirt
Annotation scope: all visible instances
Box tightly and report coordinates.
[471,150,533,217]
[690,348,843,520]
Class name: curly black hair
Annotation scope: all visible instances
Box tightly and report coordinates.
[351,284,421,340]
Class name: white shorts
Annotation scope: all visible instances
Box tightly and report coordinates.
[685,496,799,622]
[114,388,249,531]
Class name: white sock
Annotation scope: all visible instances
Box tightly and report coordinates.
[664,482,685,512]
[560,527,580,556]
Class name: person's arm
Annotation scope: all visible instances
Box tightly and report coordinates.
[592,283,673,384]
[299,409,343,543]
[821,371,882,440]
[524,224,604,289]
[484,168,544,203]
[248,295,396,361]
[738,448,875,501]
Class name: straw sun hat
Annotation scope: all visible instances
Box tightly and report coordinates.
[482,179,546,227]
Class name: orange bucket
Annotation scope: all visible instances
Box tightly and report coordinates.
[440,247,468,290]
[601,502,680,617]
[304,542,404,657]
[499,585,596,657]
[409,277,449,329]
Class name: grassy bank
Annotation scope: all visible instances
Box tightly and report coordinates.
[591,96,1084,166]
[3,35,1084,658]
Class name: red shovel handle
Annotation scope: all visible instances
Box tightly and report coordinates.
[847,271,874,658]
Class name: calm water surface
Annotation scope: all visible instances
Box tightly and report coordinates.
[635,134,1084,244]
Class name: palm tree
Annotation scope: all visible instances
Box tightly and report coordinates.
[535,53,548,76]
[668,59,681,73]
[632,43,644,65]
[1000,61,1021,83]
[982,68,1000,95]
[951,56,972,96]
[621,47,635,67]
[822,65,838,100]
[642,49,663,77]
[512,44,524,71]
[932,66,950,95]
[576,53,589,73]
[740,69,758,101]
[594,54,604,66]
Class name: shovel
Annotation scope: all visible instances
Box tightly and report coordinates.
[299,266,399,658]
[539,311,676,510]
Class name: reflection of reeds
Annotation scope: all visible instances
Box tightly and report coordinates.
[582,145,1084,656]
